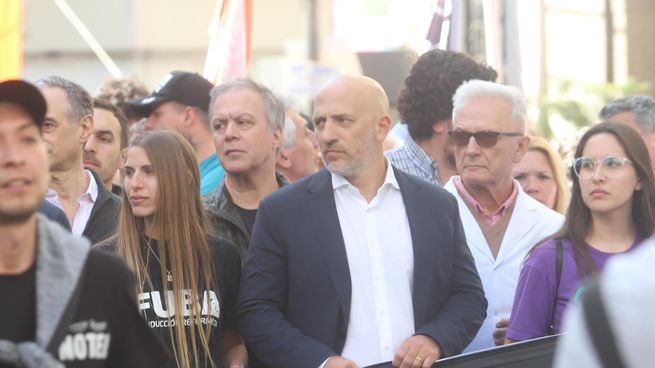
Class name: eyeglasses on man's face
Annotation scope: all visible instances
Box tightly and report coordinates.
[448,130,524,148]
[573,156,633,179]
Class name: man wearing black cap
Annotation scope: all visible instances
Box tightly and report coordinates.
[0,79,167,367]
[129,71,225,196]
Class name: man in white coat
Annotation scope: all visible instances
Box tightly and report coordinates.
[444,80,564,352]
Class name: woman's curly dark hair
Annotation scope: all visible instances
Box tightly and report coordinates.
[397,50,497,141]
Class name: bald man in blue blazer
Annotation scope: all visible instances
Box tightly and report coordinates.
[237,75,486,368]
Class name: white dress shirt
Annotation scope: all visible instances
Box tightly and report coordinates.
[46,170,98,236]
[332,165,415,367]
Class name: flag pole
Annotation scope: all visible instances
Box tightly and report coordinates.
[52,0,123,78]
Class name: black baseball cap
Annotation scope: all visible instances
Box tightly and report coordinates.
[129,71,214,117]
[0,79,47,128]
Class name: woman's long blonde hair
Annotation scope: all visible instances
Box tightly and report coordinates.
[528,136,571,214]
[117,131,215,367]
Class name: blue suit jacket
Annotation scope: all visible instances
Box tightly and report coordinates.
[237,168,486,368]
[38,200,71,231]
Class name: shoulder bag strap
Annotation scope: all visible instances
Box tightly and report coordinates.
[547,239,563,335]
[581,280,627,368]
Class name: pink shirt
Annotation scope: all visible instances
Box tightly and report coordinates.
[453,176,518,226]
[46,170,98,236]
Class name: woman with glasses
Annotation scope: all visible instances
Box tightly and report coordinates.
[505,122,655,342]
[97,131,246,368]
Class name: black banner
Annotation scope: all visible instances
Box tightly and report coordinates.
[365,335,559,368]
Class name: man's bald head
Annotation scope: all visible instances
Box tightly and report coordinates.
[317,75,390,118]
[313,75,392,182]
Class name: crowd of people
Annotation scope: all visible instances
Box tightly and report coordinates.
[2,48,655,368]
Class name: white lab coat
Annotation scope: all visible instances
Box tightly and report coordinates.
[444,177,565,353]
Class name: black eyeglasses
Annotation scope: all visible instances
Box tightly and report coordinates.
[448,130,524,148]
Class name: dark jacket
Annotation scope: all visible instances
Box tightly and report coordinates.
[203,172,289,256]
[38,200,71,231]
[237,168,487,367]
[84,170,121,245]
[111,183,123,197]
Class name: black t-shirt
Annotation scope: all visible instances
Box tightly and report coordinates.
[235,205,258,235]
[134,236,242,368]
[55,249,169,367]
[0,263,36,343]
[0,249,168,368]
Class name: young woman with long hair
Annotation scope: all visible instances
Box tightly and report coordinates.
[505,122,655,342]
[98,131,246,367]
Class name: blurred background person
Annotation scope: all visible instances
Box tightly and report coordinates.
[98,131,246,368]
[506,122,655,342]
[599,95,655,175]
[96,76,149,126]
[84,98,128,196]
[275,108,320,183]
[512,136,571,214]
[554,234,655,368]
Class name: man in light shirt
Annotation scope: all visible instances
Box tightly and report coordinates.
[35,76,120,244]
[238,75,486,368]
[443,80,564,352]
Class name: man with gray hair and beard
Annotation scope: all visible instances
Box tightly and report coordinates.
[204,79,289,255]
[238,75,485,368]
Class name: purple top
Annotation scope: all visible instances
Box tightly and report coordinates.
[506,236,642,341]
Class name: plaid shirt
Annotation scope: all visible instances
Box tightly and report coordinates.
[385,136,442,186]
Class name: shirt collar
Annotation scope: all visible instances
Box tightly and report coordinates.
[404,136,441,184]
[453,176,518,226]
[46,188,58,200]
[331,159,400,192]
[47,170,99,203]
[83,170,99,203]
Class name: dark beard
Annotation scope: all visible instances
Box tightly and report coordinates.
[0,208,38,226]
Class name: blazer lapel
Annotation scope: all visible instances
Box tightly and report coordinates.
[496,189,538,262]
[306,170,352,324]
[83,171,108,235]
[395,169,433,325]
[444,179,494,263]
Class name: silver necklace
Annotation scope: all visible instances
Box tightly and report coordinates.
[146,239,173,283]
